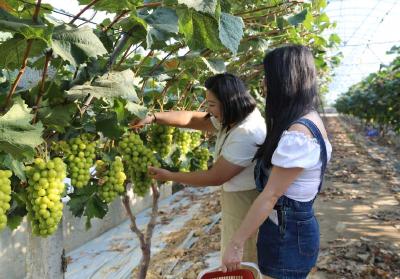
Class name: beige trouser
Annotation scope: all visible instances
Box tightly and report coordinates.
[221,188,259,263]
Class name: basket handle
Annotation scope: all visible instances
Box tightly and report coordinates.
[196,262,262,279]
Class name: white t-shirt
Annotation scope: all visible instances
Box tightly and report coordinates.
[210,108,266,192]
[271,130,333,202]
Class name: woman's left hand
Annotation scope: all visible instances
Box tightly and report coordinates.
[148,166,172,181]
[220,240,244,272]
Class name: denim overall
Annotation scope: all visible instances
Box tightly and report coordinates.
[254,118,328,279]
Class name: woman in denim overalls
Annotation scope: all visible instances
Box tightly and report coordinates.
[221,45,332,279]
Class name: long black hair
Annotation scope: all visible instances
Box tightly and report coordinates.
[254,45,320,168]
[205,73,256,130]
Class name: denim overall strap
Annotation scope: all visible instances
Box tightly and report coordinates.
[272,119,328,237]
[290,118,328,193]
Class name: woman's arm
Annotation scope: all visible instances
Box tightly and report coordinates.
[221,166,304,272]
[148,156,245,186]
[131,111,215,133]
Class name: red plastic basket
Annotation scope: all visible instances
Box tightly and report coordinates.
[199,269,255,279]
[197,262,261,279]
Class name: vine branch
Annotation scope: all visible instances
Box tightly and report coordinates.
[32,51,52,124]
[235,0,302,16]
[137,183,160,278]
[103,10,129,33]
[3,0,42,110]
[147,43,183,76]
[122,193,146,248]
[69,0,101,25]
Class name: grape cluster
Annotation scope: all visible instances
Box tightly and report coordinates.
[174,129,192,155]
[25,158,66,237]
[65,135,97,188]
[0,170,12,231]
[118,133,159,196]
[189,131,202,149]
[96,157,126,203]
[171,150,189,172]
[149,125,174,158]
[170,149,181,168]
[190,147,210,171]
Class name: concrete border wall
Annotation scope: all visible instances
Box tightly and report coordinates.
[0,185,172,279]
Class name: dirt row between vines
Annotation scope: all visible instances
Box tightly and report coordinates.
[134,116,400,279]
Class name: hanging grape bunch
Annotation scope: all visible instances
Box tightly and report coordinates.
[118,133,160,196]
[149,125,174,158]
[25,158,66,237]
[190,147,211,171]
[0,170,12,231]
[170,149,182,169]
[95,157,126,203]
[189,131,202,149]
[174,129,192,155]
[65,134,97,188]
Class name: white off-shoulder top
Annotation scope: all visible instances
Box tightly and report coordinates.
[271,130,333,202]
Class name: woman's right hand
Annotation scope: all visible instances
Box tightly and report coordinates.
[129,114,155,129]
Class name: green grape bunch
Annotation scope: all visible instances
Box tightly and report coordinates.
[190,147,211,171]
[65,134,97,189]
[118,133,160,197]
[96,157,127,203]
[174,129,192,155]
[170,149,182,169]
[149,125,175,158]
[25,158,66,237]
[189,131,202,149]
[0,170,12,231]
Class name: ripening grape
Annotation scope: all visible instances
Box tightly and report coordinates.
[65,134,97,188]
[0,170,12,231]
[96,157,126,203]
[174,129,192,155]
[179,166,190,172]
[190,147,210,171]
[149,125,174,158]
[25,158,66,237]
[189,131,202,149]
[118,133,159,197]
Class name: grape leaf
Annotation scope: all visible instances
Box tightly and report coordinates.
[6,215,23,230]
[125,102,148,119]
[95,112,125,139]
[6,192,28,230]
[66,69,139,102]
[37,102,76,133]
[177,8,222,51]
[0,153,26,181]
[0,34,46,70]
[0,97,44,161]
[288,9,309,27]
[0,9,53,44]
[51,25,108,67]
[201,57,226,73]
[218,12,244,55]
[177,0,218,15]
[67,183,108,230]
[143,7,178,49]
[84,195,108,230]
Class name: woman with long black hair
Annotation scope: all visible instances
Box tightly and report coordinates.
[221,45,332,278]
[132,73,266,264]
